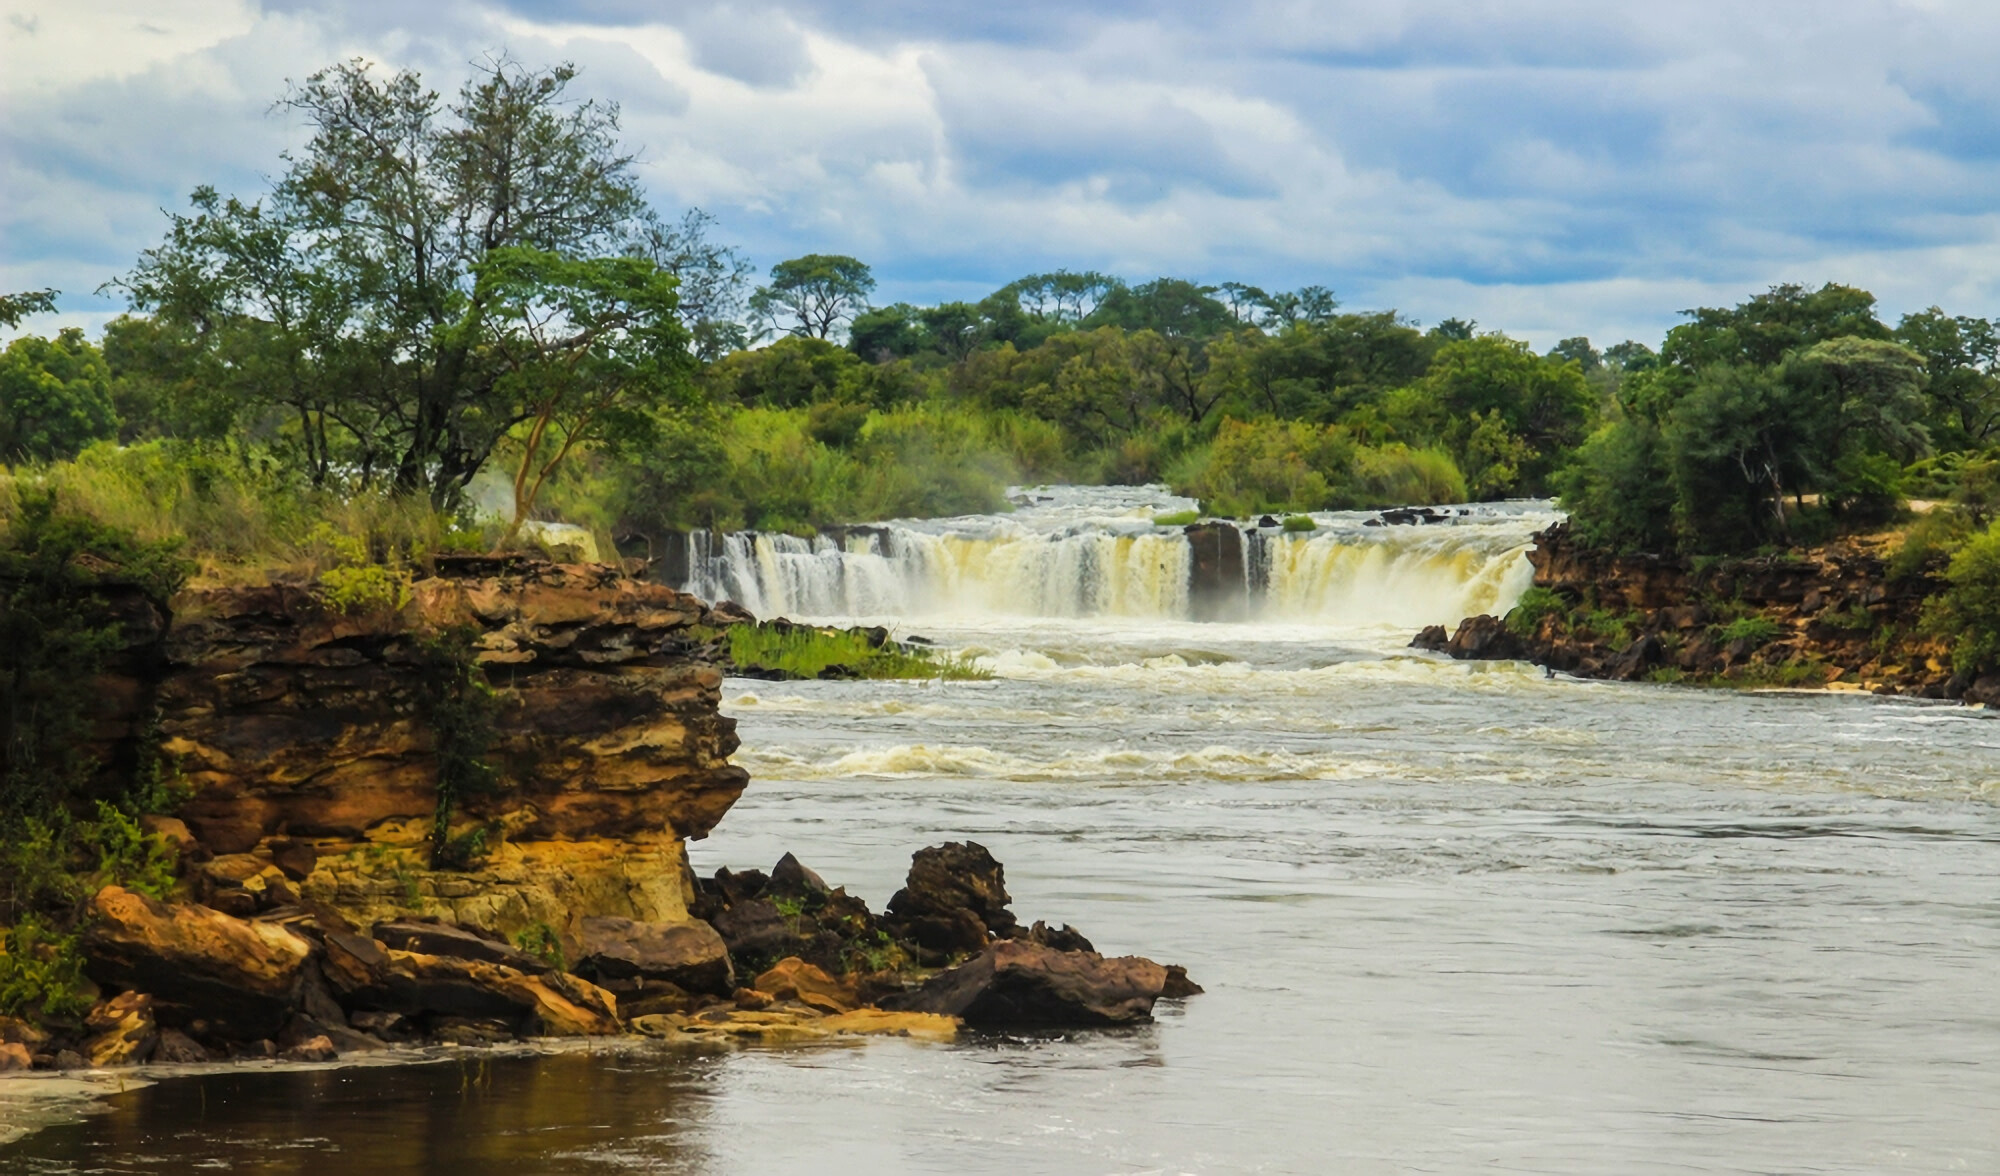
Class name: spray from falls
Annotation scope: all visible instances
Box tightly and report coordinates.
[670,486,1554,629]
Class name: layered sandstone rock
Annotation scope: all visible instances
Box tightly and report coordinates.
[126,556,747,942]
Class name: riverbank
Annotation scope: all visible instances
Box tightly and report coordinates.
[0,553,1186,1085]
[1412,520,2000,704]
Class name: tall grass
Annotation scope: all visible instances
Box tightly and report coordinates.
[0,441,487,584]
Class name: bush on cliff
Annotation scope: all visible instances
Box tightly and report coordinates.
[0,494,190,935]
[1168,417,1468,516]
[1926,520,2000,676]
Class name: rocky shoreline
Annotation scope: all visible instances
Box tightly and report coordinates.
[2,556,1193,1078]
[1413,521,2000,705]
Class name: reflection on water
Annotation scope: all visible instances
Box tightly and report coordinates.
[10,1050,719,1173]
[7,492,1999,1173]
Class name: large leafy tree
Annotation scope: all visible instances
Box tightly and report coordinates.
[749,254,875,340]
[115,57,673,505]
[1894,307,2000,448]
[0,329,118,463]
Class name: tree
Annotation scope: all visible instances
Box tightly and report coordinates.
[999,270,1122,324]
[0,290,56,331]
[1548,337,1601,373]
[1430,318,1477,341]
[115,56,658,505]
[749,254,875,340]
[644,209,753,362]
[1895,307,2000,448]
[1395,335,1596,494]
[0,330,118,462]
[1091,278,1232,339]
[466,248,697,538]
[1664,283,1887,371]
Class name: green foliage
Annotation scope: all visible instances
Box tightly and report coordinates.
[1151,510,1199,526]
[0,329,119,463]
[513,924,567,972]
[1505,587,1568,637]
[1926,520,2000,675]
[1716,615,1784,648]
[0,915,91,1019]
[1170,417,1467,516]
[80,800,178,898]
[1389,335,1596,495]
[726,623,989,681]
[413,627,505,870]
[115,58,660,505]
[1281,514,1317,532]
[750,255,876,340]
[1554,420,1676,553]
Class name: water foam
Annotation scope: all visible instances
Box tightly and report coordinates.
[674,486,1556,629]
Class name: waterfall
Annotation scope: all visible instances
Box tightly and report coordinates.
[667,485,1555,628]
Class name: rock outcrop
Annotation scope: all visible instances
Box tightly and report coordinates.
[1417,521,2000,704]
[883,941,1169,1028]
[87,556,750,947]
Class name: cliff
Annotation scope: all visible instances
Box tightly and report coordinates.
[138,555,749,939]
[1415,521,2000,705]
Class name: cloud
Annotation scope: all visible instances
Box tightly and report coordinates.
[10,0,2000,348]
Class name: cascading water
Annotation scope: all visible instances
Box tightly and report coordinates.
[670,485,1556,628]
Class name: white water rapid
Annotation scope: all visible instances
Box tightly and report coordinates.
[672,485,1552,629]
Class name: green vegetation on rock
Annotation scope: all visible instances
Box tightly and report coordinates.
[727,623,989,681]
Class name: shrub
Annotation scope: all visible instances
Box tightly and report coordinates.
[1926,520,2000,675]
[1505,586,1568,637]
[1281,514,1317,532]
[1717,615,1784,648]
[1152,510,1198,526]
[0,915,91,1019]
[727,623,988,681]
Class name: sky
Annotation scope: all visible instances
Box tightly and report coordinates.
[6,0,2000,349]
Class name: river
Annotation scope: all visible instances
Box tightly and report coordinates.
[7,487,1998,1173]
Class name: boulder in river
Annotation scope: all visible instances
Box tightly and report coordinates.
[80,886,311,1040]
[84,991,159,1067]
[884,842,1017,960]
[883,940,1170,1028]
[574,916,734,996]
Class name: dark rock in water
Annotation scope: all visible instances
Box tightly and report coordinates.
[886,842,1018,960]
[153,1028,212,1063]
[905,634,935,645]
[371,921,549,974]
[429,1017,516,1046]
[574,916,734,995]
[883,940,1168,1028]
[1603,634,1663,681]
[51,1049,87,1071]
[1025,921,1095,953]
[1258,515,1280,528]
[280,1034,337,1062]
[1410,624,1449,651]
[1162,964,1203,998]
[280,1013,384,1055]
[1444,614,1526,660]
[816,663,862,680]
[1184,522,1249,622]
[888,842,1016,935]
[861,626,891,649]
[708,898,803,970]
[768,853,831,899]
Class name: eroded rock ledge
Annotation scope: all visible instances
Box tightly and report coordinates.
[1414,522,2000,704]
[17,559,1193,1069]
